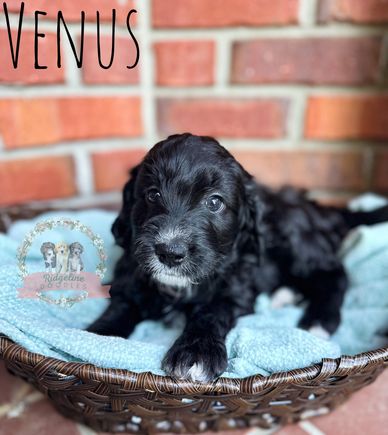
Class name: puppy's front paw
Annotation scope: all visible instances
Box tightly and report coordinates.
[86,321,114,336]
[162,335,227,383]
[86,320,128,338]
[298,309,340,337]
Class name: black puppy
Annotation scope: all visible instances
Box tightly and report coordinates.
[87,133,388,382]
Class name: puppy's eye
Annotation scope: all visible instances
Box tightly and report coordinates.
[206,195,225,213]
[146,189,161,203]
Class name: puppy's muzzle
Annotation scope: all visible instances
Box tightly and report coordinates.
[155,238,188,268]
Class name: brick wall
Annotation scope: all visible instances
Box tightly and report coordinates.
[0,0,387,208]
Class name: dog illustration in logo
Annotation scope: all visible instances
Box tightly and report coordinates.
[55,242,69,273]
[68,242,84,273]
[40,242,56,273]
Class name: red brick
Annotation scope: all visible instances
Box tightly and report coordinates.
[0,156,76,205]
[319,0,388,24]
[313,369,388,435]
[0,97,142,149]
[372,151,388,191]
[152,0,299,28]
[0,29,64,85]
[6,0,137,23]
[92,149,146,192]
[157,99,288,138]
[59,97,142,143]
[232,37,381,85]
[82,35,139,85]
[155,41,215,86]
[0,397,79,435]
[0,361,33,407]
[232,150,366,190]
[305,95,388,140]
[276,425,308,435]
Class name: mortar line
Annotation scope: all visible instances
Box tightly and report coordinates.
[3,20,385,43]
[287,90,308,145]
[34,191,122,209]
[214,35,232,90]
[153,86,388,98]
[138,0,157,147]
[148,26,387,40]
[0,85,386,98]
[3,11,388,34]
[299,0,319,28]
[61,22,83,90]
[1,138,386,161]
[0,139,149,160]
[72,147,95,196]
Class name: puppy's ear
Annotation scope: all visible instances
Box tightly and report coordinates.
[239,174,265,255]
[112,165,139,247]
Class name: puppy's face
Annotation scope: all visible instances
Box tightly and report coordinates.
[118,135,256,289]
[70,243,83,257]
[55,242,68,256]
[46,249,55,261]
[72,247,82,256]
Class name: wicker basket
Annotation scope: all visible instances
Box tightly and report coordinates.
[0,335,387,433]
[1,206,387,433]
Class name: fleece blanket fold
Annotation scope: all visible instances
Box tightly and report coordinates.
[0,196,387,377]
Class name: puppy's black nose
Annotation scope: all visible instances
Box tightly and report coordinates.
[155,240,187,267]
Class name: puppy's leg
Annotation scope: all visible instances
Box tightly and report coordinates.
[86,297,141,338]
[162,296,252,382]
[86,277,164,338]
[297,264,347,337]
[56,258,63,273]
[86,276,143,338]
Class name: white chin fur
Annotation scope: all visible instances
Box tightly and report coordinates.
[154,273,191,288]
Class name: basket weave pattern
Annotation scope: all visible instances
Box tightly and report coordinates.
[1,336,387,433]
[1,208,387,433]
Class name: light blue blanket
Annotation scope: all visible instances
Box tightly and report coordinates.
[0,198,387,377]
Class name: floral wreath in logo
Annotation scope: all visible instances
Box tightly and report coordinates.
[17,218,110,308]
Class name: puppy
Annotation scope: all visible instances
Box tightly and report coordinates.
[40,242,56,273]
[67,242,84,273]
[55,242,69,273]
[87,133,388,382]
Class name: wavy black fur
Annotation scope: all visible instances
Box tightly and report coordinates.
[87,133,388,382]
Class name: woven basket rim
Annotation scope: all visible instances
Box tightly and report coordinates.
[1,207,387,400]
[1,335,387,395]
